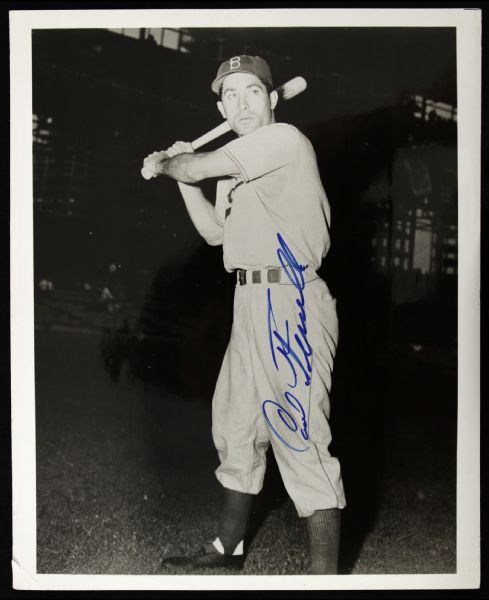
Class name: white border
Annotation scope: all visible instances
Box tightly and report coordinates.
[10,7,481,591]
[455,11,481,586]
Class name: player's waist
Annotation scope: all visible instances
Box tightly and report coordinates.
[235,266,319,286]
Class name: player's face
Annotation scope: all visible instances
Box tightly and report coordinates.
[217,72,278,136]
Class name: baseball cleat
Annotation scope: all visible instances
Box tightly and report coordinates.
[161,541,245,572]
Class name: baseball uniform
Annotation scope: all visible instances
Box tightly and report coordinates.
[211,122,346,518]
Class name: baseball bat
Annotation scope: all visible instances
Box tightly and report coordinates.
[141,76,307,180]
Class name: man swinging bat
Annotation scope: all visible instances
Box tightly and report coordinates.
[142,54,346,574]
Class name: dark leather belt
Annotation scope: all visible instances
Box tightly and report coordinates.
[237,268,281,285]
[236,266,319,286]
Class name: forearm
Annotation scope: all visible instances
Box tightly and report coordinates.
[177,182,223,246]
[145,146,239,183]
[155,153,208,184]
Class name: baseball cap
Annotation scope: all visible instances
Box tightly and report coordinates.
[211,55,273,94]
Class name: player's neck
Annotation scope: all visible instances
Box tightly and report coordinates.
[237,114,276,137]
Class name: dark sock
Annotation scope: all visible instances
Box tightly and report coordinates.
[217,488,254,555]
[306,508,341,574]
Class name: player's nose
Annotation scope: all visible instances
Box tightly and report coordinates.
[237,93,249,109]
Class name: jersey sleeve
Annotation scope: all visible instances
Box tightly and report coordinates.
[220,123,298,183]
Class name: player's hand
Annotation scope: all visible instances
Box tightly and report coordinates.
[164,141,194,157]
[142,150,168,178]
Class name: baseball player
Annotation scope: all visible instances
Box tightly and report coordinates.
[143,55,346,574]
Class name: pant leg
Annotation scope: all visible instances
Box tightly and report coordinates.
[212,286,271,495]
[212,278,346,517]
[247,277,346,518]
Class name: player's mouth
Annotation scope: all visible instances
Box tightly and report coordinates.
[238,113,255,123]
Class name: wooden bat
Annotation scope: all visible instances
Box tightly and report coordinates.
[141,76,307,180]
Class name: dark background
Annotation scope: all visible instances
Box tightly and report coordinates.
[32,26,458,385]
[27,24,460,576]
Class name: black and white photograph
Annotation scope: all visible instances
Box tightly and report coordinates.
[9,7,480,591]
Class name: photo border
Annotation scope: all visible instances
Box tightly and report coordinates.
[9,6,481,591]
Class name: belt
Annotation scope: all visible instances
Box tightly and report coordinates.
[236,267,318,286]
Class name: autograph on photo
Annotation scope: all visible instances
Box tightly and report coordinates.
[262,233,312,452]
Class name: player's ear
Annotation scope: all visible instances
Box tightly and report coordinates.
[270,90,278,110]
[217,101,226,119]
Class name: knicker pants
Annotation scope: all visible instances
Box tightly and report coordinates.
[212,276,346,518]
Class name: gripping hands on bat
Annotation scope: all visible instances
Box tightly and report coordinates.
[143,141,194,179]
[141,76,307,180]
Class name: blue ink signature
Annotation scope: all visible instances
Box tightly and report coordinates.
[262,391,309,453]
[267,234,312,388]
[262,233,313,452]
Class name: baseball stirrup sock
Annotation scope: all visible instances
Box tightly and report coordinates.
[217,488,253,555]
[306,508,341,574]
[211,537,244,556]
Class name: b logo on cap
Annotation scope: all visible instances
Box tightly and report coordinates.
[229,56,241,70]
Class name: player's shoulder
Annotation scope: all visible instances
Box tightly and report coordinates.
[264,122,299,135]
[254,122,301,145]
[268,122,311,144]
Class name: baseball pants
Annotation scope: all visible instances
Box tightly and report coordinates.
[212,274,346,518]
